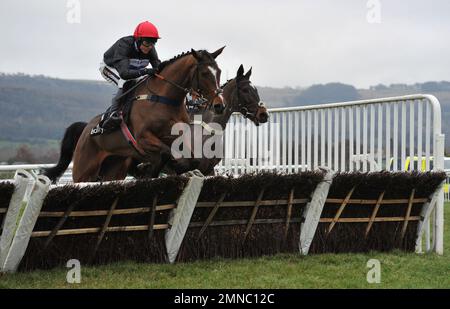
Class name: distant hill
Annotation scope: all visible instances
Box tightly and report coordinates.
[0,73,113,141]
[257,83,361,107]
[1,73,450,153]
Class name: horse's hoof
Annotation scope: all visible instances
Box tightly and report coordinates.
[134,163,154,178]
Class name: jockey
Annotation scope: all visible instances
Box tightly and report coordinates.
[97,21,162,132]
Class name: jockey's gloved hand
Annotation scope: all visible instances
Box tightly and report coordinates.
[140,68,156,76]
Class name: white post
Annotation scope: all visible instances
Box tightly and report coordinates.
[1,174,51,273]
[299,168,334,255]
[415,180,444,253]
[0,170,34,268]
[165,170,205,263]
[433,133,445,255]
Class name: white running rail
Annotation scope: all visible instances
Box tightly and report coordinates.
[0,163,74,184]
[0,94,445,254]
[215,94,445,254]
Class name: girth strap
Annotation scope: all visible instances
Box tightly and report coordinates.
[134,94,181,106]
[120,121,146,157]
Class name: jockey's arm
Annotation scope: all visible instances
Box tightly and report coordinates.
[115,58,143,80]
[149,48,161,69]
[110,39,146,80]
[107,39,160,80]
[114,52,160,80]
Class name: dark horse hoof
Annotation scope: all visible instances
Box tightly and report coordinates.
[133,163,155,178]
[170,159,200,175]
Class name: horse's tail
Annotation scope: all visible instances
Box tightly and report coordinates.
[44,121,87,183]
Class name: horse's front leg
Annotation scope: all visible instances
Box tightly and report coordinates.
[99,156,133,181]
[136,132,174,178]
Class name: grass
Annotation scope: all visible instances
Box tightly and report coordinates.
[1,204,449,289]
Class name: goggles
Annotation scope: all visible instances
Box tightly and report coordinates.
[141,38,157,47]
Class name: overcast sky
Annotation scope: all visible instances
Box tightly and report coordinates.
[0,0,449,88]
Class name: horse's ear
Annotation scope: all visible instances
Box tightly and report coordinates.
[191,49,201,60]
[237,64,244,78]
[211,46,226,59]
[244,67,252,79]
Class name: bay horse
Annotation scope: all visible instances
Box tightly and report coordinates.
[130,64,269,177]
[45,48,226,183]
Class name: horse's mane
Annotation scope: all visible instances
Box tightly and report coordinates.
[157,50,212,72]
[221,78,236,89]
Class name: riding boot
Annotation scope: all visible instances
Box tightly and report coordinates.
[101,88,124,131]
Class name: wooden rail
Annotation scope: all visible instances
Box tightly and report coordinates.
[23,188,426,244]
[31,224,170,237]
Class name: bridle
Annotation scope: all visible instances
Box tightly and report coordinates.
[192,62,224,106]
[229,78,266,120]
[144,59,223,109]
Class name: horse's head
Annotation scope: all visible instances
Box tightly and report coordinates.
[230,65,269,126]
[190,47,226,114]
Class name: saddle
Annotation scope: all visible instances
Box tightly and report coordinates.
[89,78,207,156]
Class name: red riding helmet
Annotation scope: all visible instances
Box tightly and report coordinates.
[133,21,161,39]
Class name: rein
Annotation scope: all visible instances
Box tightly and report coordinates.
[120,57,224,157]
[131,61,222,108]
[154,73,190,94]
[117,75,151,100]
